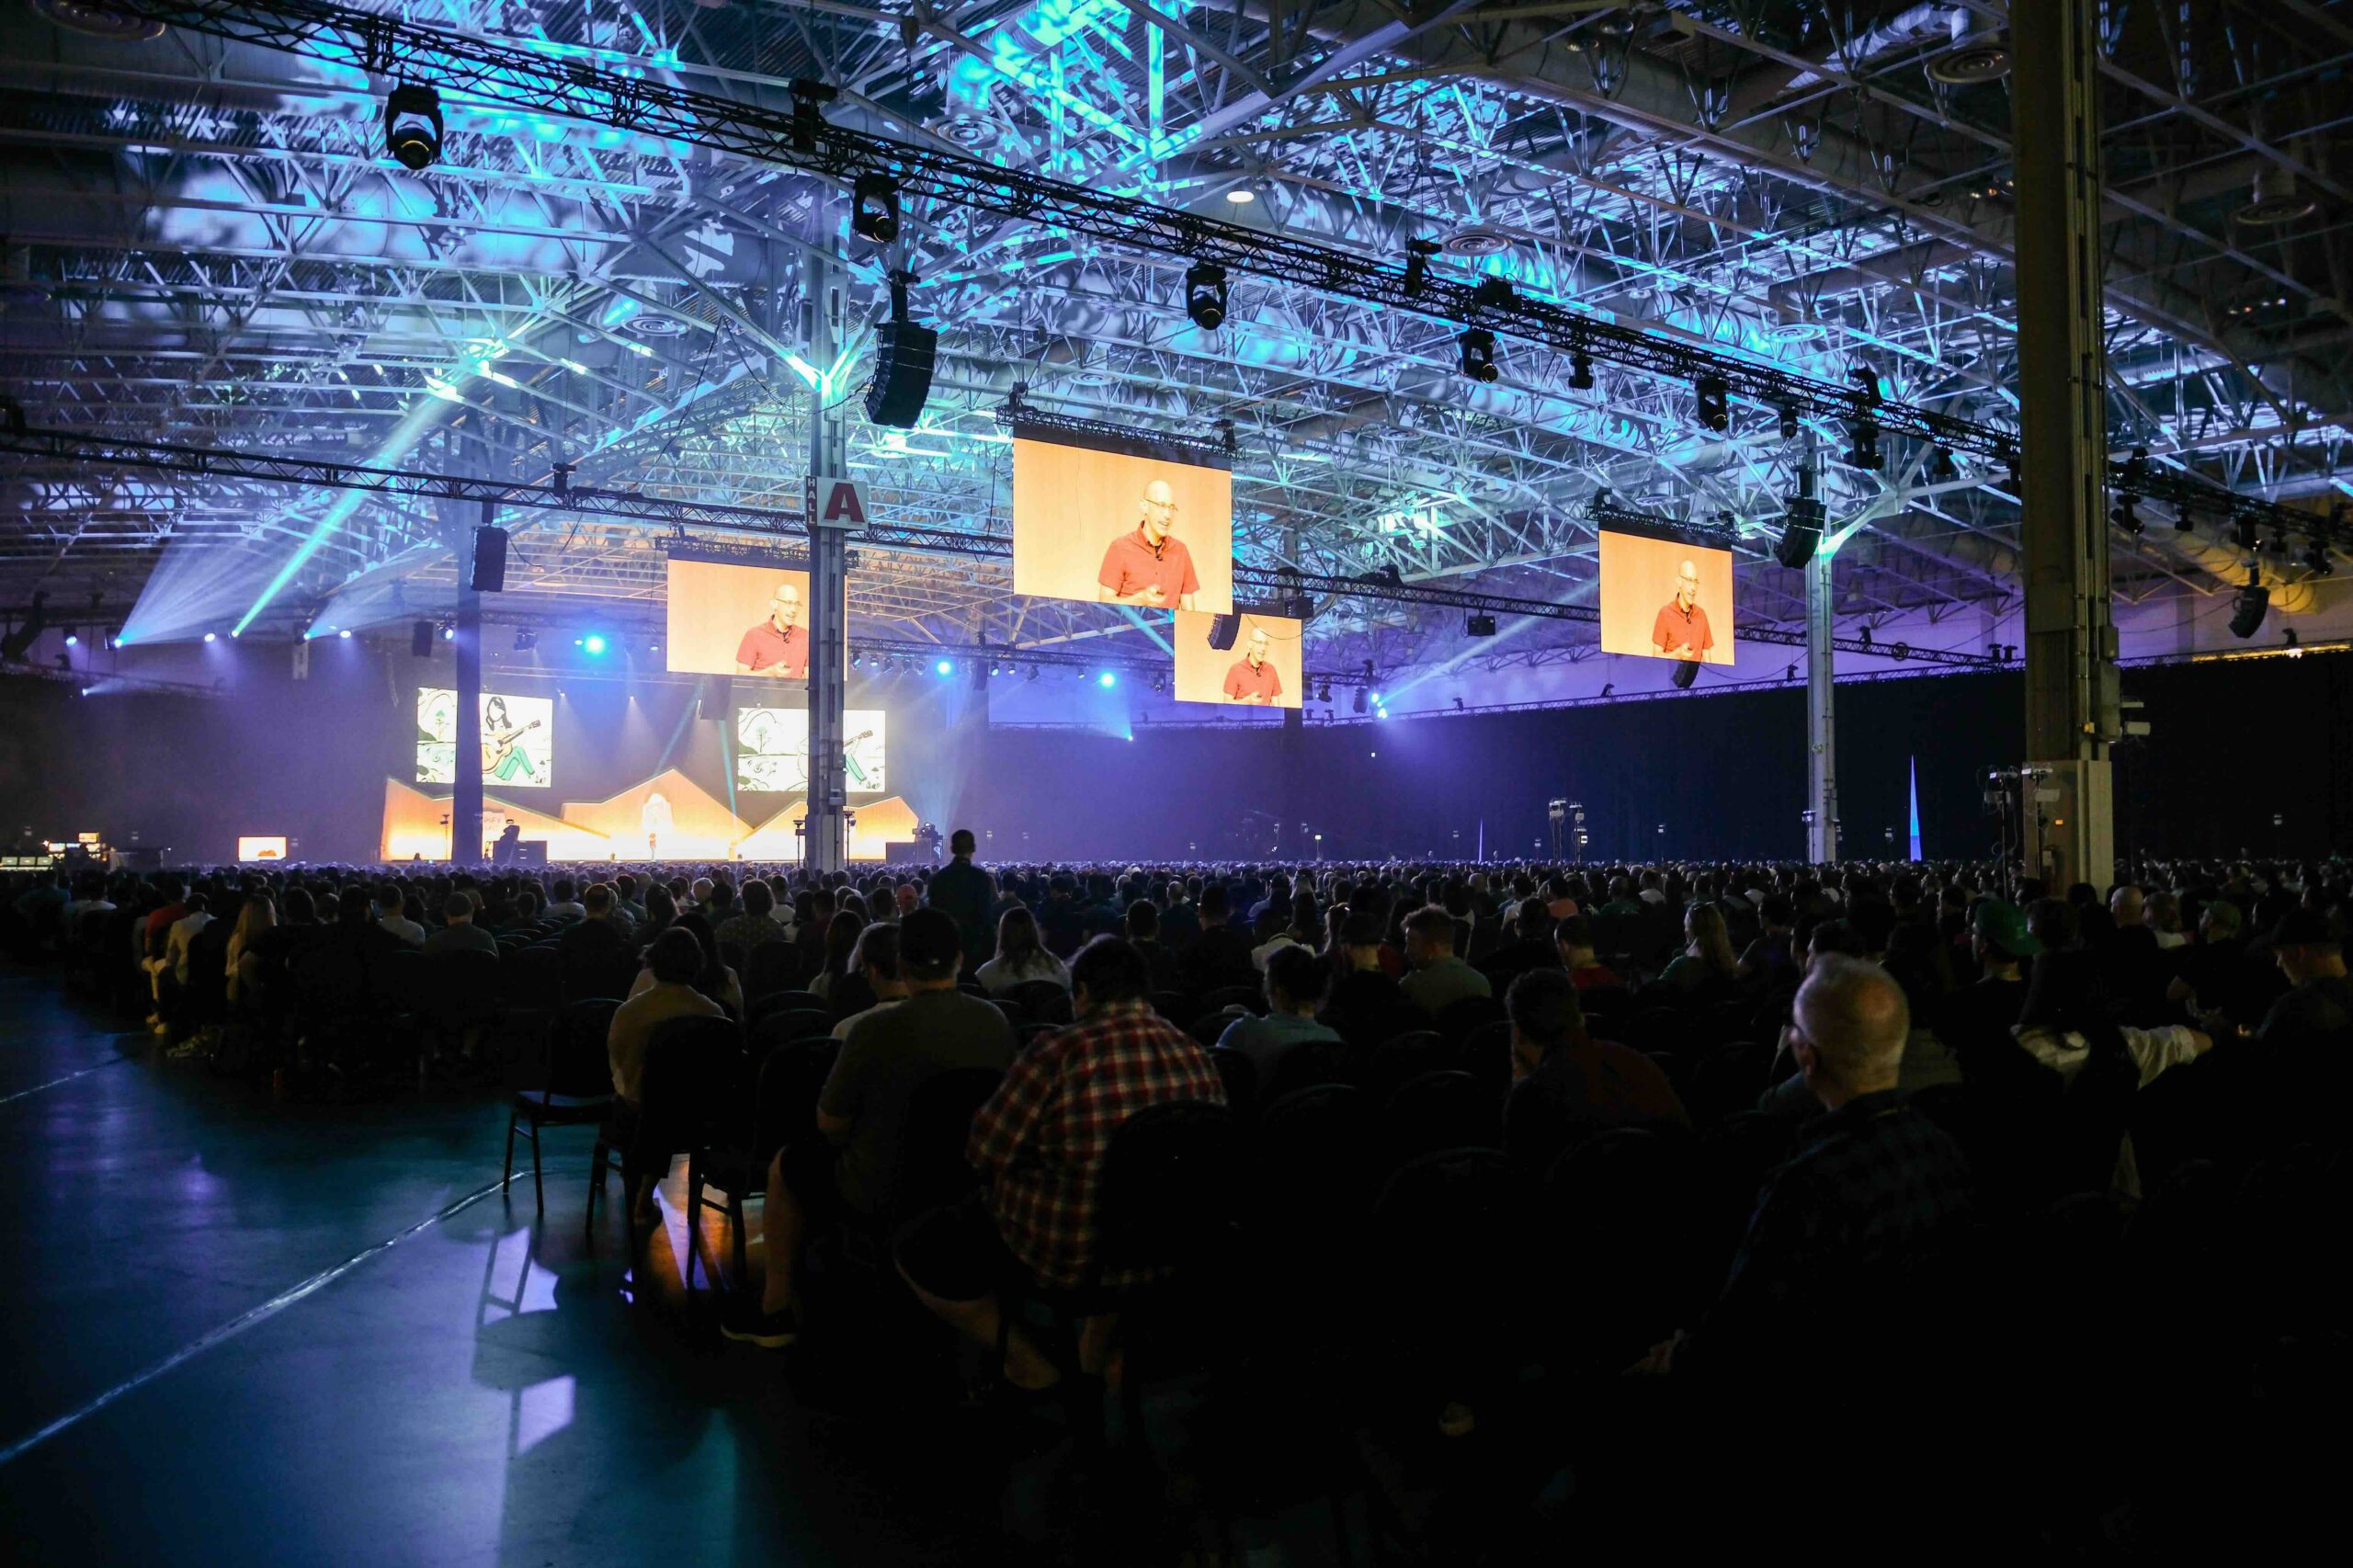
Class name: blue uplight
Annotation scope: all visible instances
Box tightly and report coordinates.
[936,659,953,676]
[583,634,608,655]
[1097,671,1117,687]
[63,633,77,647]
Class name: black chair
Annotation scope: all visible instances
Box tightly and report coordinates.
[740,942,804,1005]
[1200,983,1265,1017]
[505,944,563,1014]
[1150,989,1193,1025]
[1256,1083,1380,1228]
[1370,1147,1529,1420]
[589,1016,745,1261]
[1258,1039,1353,1103]
[990,996,1029,1028]
[1362,1028,1452,1097]
[1007,979,1074,1026]
[746,991,825,1032]
[747,1010,835,1067]
[1434,993,1506,1045]
[506,998,620,1213]
[1188,1008,1243,1050]
[1541,1127,1708,1369]
[1380,1070,1503,1166]
[887,1065,1006,1221]
[1459,1017,1514,1084]
[418,949,503,1049]
[1207,1045,1257,1120]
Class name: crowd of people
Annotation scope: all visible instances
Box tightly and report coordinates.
[6,839,2347,1554]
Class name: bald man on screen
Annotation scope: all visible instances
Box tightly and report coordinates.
[1651,558,1715,662]
[735,580,809,677]
[1222,626,1283,704]
[1097,478,1201,610]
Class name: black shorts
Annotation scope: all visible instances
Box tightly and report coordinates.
[892,1191,1025,1303]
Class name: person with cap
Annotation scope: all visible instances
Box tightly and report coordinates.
[1944,899,2040,1051]
[2250,908,2349,1058]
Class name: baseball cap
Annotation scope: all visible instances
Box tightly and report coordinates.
[2268,908,2339,949]
[1972,899,2041,960]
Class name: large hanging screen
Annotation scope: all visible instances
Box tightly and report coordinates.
[1172,609,1303,709]
[664,555,840,681]
[734,707,888,795]
[1597,530,1736,665]
[1011,426,1233,613]
[417,688,554,788]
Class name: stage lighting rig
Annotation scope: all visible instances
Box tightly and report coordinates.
[1843,364,1882,471]
[1459,328,1498,383]
[1779,404,1800,440]
[383,84,443,170]
[1927,446,1959,482]
[1184,262,1228,330]
[513,627,537,653]
[1403,238,1438,297]
[1464,612,1497,638]
[1316,678,1332,703]
[1568,345,1595,392]
[1694,374,1729,432]
[851,172,901,244]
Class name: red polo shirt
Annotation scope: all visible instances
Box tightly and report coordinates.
[1650,599,1713,660]
[1222,656,1282,702]
[1097,528,1200,604]
[734,620,808,677]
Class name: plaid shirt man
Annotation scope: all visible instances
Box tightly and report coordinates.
[1684,1089,1973,1375]
[967,999,1224,1289]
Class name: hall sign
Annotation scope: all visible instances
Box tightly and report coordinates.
[805,473,870,532]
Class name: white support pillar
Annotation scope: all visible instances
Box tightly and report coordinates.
[802,248,849,875]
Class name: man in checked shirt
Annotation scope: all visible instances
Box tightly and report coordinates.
[894,936,1224,1392]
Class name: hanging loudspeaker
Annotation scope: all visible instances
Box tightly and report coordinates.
[865,319,937,428]
[699,675,733,721]
[411,619,434,658]
[1206,613,1241,650]
[470,526,508,593]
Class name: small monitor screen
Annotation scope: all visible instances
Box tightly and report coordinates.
[1597,530,1736,665]
[417,688,554,788]
[236,835,288,862]
[734,708,887,795]
[1011,429,1233,613]
[1172,609,1303,709]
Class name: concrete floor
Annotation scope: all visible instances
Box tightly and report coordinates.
[0,965,1097,1566]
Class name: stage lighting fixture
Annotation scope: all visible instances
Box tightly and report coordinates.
[2110,495,2143,535]
[1317,679,1332,702]
[935,659,953,676]
[337,629,352,640]
[2229,574,2269,640]
[2232,514,2260,551]
[2174,508,2195,533]
[582,633,608,655]
[1568,347,1594,392]
[1184,262,1228,330]
[1026,665,1040,681]
[382,84,444,172]
[2305,539,2334,576]
[1459,328,1499,383]
[1153,673,1165,692]
[1842,424,1881,472]
[1453,697,1465,712]
[1694,374,1729,431]
[851,172,901,244]
[62,632,76,646]
[1672,660,1698,689]
[1465,613,1497,638]
[1927,447,1959,482]
[1403,237,1439,296]
[1850,364,1881,403]
[513,627,537,653]
[1779,404,1800,440]
[441,624,456,642]
[1097,671,1117,688]
[203,631,218,643]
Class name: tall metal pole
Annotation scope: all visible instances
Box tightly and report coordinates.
[1804,523,1837,866]
[449,497,486,867]
[2014,0,2119,894]
[802,247,849,876]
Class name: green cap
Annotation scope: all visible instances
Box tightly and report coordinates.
[1972,899,2041,960]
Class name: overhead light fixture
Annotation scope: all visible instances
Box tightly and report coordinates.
[1843,424,1881,472]
[62,631,77,647]
[383,84,443,172]
[1184,262,1228,330]
[513,627,537,652]
[337,629,352,640]
[1403,237,1438,296]
[1317,679,1332,702]
[2230,572,2270,639]
[1694,374,1729,431]
[1568,346,1594,392]
[441,624,456,642]
[1459,327,1499,383]
[2110,495,2143,535]
[1152,672,1165,692]
[1464,612,1497,638]
[1927,447,1959,482]
[1097,670,1117,688]
[1672,661,1698,689]
[851,172,901,244]
[202,631,218,643]
[1222,187,1255,204]
[581,633,608,655]
[1779,404,1800,440]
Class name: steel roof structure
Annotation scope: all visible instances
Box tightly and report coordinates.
[4,0,2348,691]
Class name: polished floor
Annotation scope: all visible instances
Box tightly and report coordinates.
[0,965,1174,1565]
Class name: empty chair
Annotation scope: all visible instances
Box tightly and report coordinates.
[589,1015,745,1254]
[506,997,620,1213]
[1379,1070,1503,1166]
[1434,993,1506,1045]
[1362,1028,1452,1098]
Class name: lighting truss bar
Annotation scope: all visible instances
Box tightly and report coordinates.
[1,658,227,698]
[2,421,1999,667]
[848,636,1347,685]
[72,0,2325,538]
[1586,496,1742,549]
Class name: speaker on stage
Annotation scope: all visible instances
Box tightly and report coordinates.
[469,526,508,593]
[1775,497,1824,569]
[411,619,434,658]
[865,319,937,428]
[1206,613,1241,651]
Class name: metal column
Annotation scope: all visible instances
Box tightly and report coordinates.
[801,248,849,875]
[1804,536,1837,865]
[449,498,487,866]
[2013,0,2119,893]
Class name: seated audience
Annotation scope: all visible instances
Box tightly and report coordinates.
[424,892,499,959]
[975,905,1071,995]
[1215,943,1342,1084]
[1398,903,1490,1016]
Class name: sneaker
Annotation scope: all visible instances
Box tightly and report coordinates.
[720,1302,800,1349]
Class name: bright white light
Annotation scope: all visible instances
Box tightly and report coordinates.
[63,633,77,646]
[337,629,352,640]
[1224,188,1255,204]
[1097,671,1117,687]
[203,632,218,642]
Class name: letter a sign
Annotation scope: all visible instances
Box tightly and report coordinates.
[806,472,870,532]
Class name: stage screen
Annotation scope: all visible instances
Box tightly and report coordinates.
[1011,431,1233,613]
[1173,609,1303,709]
[1597,530,1735,665]
[416,688,554,788]
[734,707,888,795]
[236,835,288,862]
[665,556,837,681]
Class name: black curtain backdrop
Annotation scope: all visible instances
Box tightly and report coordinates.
[3,650,2340,865]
